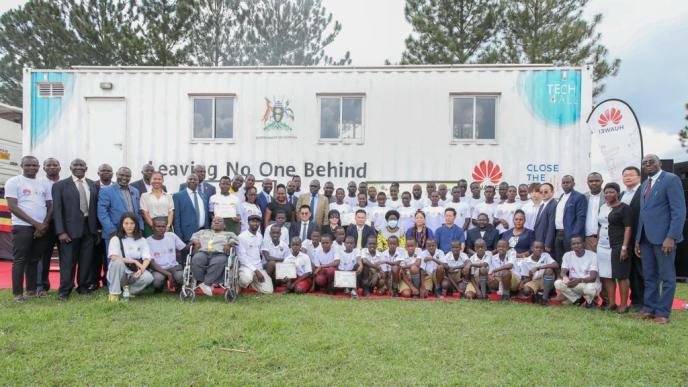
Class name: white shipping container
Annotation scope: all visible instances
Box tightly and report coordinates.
[22,65,592,191]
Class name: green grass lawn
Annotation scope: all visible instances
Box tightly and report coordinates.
[1,285,688,386]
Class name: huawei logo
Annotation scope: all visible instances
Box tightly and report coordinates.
[472,160,502,184]
[597,107,622,127]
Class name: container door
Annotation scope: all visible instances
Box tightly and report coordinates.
[86,98,125,178]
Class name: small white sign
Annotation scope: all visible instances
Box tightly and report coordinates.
[275,263,297,279]
[334,271,357,288]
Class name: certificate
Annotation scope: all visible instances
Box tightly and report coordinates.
[275,263,297,279]
[334,271,357,288]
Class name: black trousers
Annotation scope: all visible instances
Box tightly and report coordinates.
[629,249,644,306]
[58,218,96,296]
[93,234,107,286]
[12,225,51,296]
[36,221,58,291]
[553,230,569,265]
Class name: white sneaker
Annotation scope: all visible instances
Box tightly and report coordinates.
[199,283,213,296]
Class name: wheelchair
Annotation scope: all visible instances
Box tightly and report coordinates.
[179,246,240,303]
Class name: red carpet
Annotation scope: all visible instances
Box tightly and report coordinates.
[1,261,686,309]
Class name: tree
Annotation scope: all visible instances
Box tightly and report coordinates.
[680,103,688,151]
[497,0,620,96]
[138,0,196,66]
[190,0,250,66]
[242,0,351,65]
[400,0,502,64]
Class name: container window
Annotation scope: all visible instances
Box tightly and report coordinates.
[319,96,363,141]
[192,96,234,140]
[452,95,497,140]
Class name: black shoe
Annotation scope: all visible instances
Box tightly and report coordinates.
[362,287,370,297]
[87,283,99,292]
[392,288,399,297]
[573,297,586,306]
[585,300,595,309]
[57,293,69,301]
[541,299,549,307]
[433,288,442,298]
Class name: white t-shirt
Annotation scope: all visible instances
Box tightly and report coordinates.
[472,201,498,223]
[313,246,337,267]
[410,198,425,210]
[262,224,289,247]
[369,205,389,230]
[400,250,421,267]
[238,202,262,232]
[209,193,239,218]
[147,232,185,269]
[302,240,321,263]
[108,236,151,261]
[422,205,446,233]
[518,252,555,280]
[283,252,312,276]
[486,251,518,275]
[5,175,52,226]
[237,230,263,271]
[562,250,599,281]
[444,201,471,229]
[469,251,492,277]
[420,248,444,274]
[397,206,416,233]
[260,239,289,263]
[387,199,402,210]
[343,195,359,208]
[337,248,359,271]
[441,250,469,269]
[329,202,352,225]
[360,247,385,269]
[522,200,542,230]
[382,247,407,272]
[494,201,522,233]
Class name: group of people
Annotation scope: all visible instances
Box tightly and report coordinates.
[5,154,685,323]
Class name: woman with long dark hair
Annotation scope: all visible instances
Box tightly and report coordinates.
[106,212,154,301]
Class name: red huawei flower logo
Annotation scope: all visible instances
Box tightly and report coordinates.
[472,160,502,184]
[597,107,622,127]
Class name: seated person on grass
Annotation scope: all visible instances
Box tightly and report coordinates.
[420,238,445,298]
[190,216,239,296]
[262,210,289,247]
[381,235,406,297]
[486,239,521,300]
[237,215,273,295]
[261,225,289,285]
[360,235,388,296]
[464,239,491,300]
[313,234,340,295]
[553,236,600,309]
[337,235,362,299]
[147,217,187,293]
[302,229,321,263]
[398,238,423,298]
[282,237,313,294]
[440,240,470,297]
[518,240,558,306]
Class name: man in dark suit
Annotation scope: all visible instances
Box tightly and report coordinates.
[256,178,273,214]
[289,205,319,241]
[286,181,298,207]
[178,165,216,198]
[131,163,166,194]
[465,213,500,255]
[634,154,686,324]
[553,175,587,264]
[621,166,643,309]
[52,159,99,299]
[345,209,375,250]
[533,182,557,253]
[173,174,210,244]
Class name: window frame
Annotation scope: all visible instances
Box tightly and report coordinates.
[317,93,365,144]
[189,94,237,143]
[449,93,500,145]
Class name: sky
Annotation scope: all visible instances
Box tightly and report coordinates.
[2,0,687,165]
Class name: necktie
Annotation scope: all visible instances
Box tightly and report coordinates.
[301,222,307,241]
[77,179,88,216]
[535,203,544,223]
[199,184,204,196]
[193,191,200,226]
[310,194,316,221]
[356,226,362,250]
[122,188,134,212]
[643,178,652,201]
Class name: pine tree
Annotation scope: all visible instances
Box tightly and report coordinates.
[242,0,351,66]
[190,0,250,66]
[497,0,620,96]
[400,0,502,64]
[138,0,196,66]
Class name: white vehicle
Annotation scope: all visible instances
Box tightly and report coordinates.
[23,65,592,189]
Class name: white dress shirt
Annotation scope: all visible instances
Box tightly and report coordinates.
[187,188,206,228]
[585,193,601,236]
[555,192,571,230]
[621,184,640,205]
[238,230,263,271]
[72,175,91,208]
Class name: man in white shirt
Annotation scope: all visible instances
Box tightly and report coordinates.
[493,186,521,233]
[472,185,498,227]
[148,218,186,292]
[420,238,445,298]
[445,186,471,230]
[522,183,542,230]
[519,240,558,306]
[397,192,416,233]
[261,225,289,284]
[282,237,313,294]
[553,175,588,264]
[620,166,643,309]
[553,236,600,308]
[410,184,425,210]
[312,234,340,294]
[387,183,402,210]
[422,191,446,233]
[291,175,303,199]
[584,172,603,252]
[440,240,469,297]
[344,181,359,208]
[237,215,273,294]
[486,240,520,300]
[517,184,530,205]
[209,176,241,234]
[368,192,389,230]
[437,184,449,206]
[464,239,490,299]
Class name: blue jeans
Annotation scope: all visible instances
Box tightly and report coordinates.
[640,242,676,318]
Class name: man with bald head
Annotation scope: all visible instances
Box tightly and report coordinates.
[634,154,686,324]
[97,164,113,187]
[553,175,587,265]
[296,179,329,225]
[97,166,143,244]
[52,159,99,299]
[178,165,216,198]
[131,163,166,194]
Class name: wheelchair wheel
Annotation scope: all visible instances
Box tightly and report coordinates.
[224,257,239,304]
[180,277,196,302]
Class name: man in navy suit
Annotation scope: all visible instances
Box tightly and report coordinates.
[289,205,320,241]
[553,175,587,264]
[178,165,216,198]
[97,167,142,243]
[620,166,643,309]
[634,154,686,324]
[345,209,375,250]
[52,159,100,298]
[256,178,273,214]
[533,182,557,254]
[173,174,210,244]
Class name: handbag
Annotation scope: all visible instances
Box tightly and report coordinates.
[119,237,143,271]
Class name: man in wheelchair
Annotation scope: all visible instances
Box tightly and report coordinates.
[189,216,239,296]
